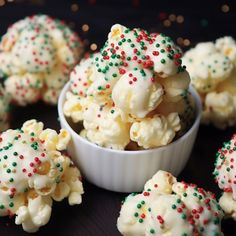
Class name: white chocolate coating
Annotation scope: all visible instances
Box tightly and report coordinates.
[0,120,84,232]
[213,134,236,221]
[82,99,131,150]
[130,113,180,149]
[0,84,10,131]
[117,171,224,236]
[216,36,236,65]
[112,69,164,119]
[0,14,84,105]
[64,24,194,150]
[183,36,236,129]
[219,192,236,220]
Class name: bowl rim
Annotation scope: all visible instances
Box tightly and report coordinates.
[58,82,202,155]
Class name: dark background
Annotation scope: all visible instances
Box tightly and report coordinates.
[1,0,236,51]
[1,0,236,235]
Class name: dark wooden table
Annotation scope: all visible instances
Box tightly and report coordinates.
[0,103,235,235]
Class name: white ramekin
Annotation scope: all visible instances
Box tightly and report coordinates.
[58,82,202,193]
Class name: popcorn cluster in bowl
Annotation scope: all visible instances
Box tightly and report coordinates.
[0,14,84,106]
[183,36,236,129]
[214,133,236,220]
[63,24,195,150]
[0,120,83,232]
[117,170,224,236]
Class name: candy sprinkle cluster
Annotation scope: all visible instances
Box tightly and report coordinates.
[213,134,236,196]
[87,24,186,99]
[0,14,84,106]
[183,36,236,129]
[0,120,83,232]
[213,134,236,220]
[117,170,224,236]
[64,24,195,150]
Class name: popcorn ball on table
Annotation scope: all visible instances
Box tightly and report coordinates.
[117,170,224,236]
[0,84,10,132]
[0,120,83,232]
[0,14,84,106]
[63,24,195,150]
[183,36,236,129]
[213,133,236,220]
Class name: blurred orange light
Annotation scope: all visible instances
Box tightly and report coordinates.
[82,24,90,32]
[90,43,97,51]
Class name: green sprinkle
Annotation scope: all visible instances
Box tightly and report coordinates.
[150,229,155,234]
[12,162,17,167]
[56,163,61,168]
[139,219,144,223]
[137,204,142,209]
[161,59,166,64]
[9,178,14,183]
[172,204,176,209]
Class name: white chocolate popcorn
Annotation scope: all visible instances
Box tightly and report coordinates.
[214,134,236,216]
[38,128,70,151]
[15,194,52,233]
[183,44,233,93]
[216,36,236,65]
[64,24,194,150]
[63,92,88,123]
[83,99,131,150]
[183,36,236,129]
[70,55,95,97]
[0,84,10,132]
[112,69,164,119]
[52,165,83,205]
[202,91,236,129]
[87,24,185,101]
[117,171,224,236]
[130,113,181,149]
[144,170,176,195]
[0,14,84,105]
[5,74,43,106]
[159,70,190,102]
[219,192,236,220]
[22,119,44,136]
[0,120,83,232]
[155,91,195,133]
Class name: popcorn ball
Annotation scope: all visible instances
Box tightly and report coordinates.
[64,24,195,150]
[183,36,236,129]
[117,170,224,236]
[0,120,83,232]
[0,14,84,106]
[0,84,10,131]
[213,133,236,220]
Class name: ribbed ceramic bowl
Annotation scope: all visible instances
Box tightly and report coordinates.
[58,82,202,193]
